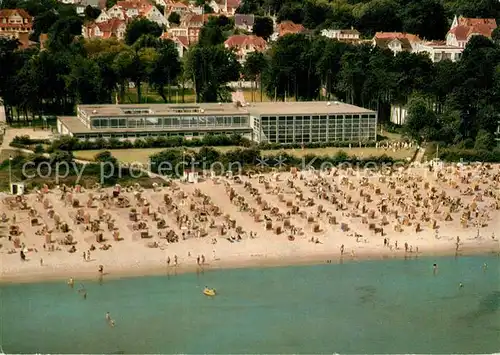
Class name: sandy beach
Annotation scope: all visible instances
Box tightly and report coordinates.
[1,163,499,284]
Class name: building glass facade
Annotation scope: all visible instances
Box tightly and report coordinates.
[256,114,377,143]
[89,115,249,130]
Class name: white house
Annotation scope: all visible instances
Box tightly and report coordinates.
[208,0,240,16]
[414,41,463,62]
[142,5,168,27]
[321,28,360,42]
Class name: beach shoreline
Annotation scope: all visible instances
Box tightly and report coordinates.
[1,164,499,285]
[2,241,498,284]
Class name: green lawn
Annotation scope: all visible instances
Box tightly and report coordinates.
[124,85,272,104]
[74,146,415,164]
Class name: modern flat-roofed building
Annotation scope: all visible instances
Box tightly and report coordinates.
[58,103,253,140]
[248,101,377,143]
[57,101,377,143]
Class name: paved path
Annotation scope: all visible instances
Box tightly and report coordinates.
[414,147,426,164]
[0,105,5,124]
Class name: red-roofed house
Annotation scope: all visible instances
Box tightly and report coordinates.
[277,21,305,38]
[0,9,33,40]
[372,32,422,54]
[165,1,189,15]
[180,13,204,28]
[82,18,127,40]
[446,15,497,48]
[224,34,267,62]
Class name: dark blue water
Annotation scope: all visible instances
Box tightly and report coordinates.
[0,255,499,354]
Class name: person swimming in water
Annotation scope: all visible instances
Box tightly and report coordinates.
[68,278,74,288]
[459,282,464,288]
[105,312,115,327]
[432,263,438,275]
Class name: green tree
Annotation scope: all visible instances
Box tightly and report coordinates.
[492,27,500,45]
[474,129,496,150]
[125,18,163,46]
[277,3,304,24]
[168,11,181,26]
[84,5,101,21]
[46,16,83,51]
[303,0,332,29]
[252,16,274,40]
[404,96,439,143]
[353,0,402,37]
[113,43,157,104]
[265,34,321,101]
[243,51,268,101]
[149,39,182,102]
[185,45,241,102]
[198,15,233,46]
[399,0,448,40]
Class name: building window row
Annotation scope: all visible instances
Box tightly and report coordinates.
[90,115,250,129]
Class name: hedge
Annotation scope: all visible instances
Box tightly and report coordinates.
[438,148,500,162]
[12,134,384,153]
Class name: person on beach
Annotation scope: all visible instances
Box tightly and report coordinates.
[174,255,178,265]
[201,255,205,264]
[83,252,86,262]
[68,278,74,288]
[340,244,344,255]
[167,256,171,266]
[197,256,200,265]
[40,258,43,266]
[98,265,104,274]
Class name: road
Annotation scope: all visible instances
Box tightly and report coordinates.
[0,105,5,124]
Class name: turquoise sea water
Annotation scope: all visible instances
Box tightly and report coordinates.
[0,255,499,354]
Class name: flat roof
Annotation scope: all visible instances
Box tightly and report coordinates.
[79,103,247,117]
[78,101,376,118]
[58,116,252,134]
[246,101,375,115]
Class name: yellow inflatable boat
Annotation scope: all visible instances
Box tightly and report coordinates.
[203,288,216,296]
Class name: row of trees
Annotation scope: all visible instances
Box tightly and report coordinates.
[0,0,499,151]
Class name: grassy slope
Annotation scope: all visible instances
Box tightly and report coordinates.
[74,146,414,164]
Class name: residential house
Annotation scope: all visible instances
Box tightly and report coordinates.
[179,13,204,42]
[0,9,33,40]
[82,18,127,40]
[209,0,240,16]
[180,13,203,27]
[414,40,462,62]
[446,15,497,48]
[270,20,305,40]
[372,32,421,54]
[321,28,360,42]
[98,0,168,27]
[142,3,168,26]
[224,34,267,61]
[160,31,188,57]
[164,1,189,15]
[234,14,254,32]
